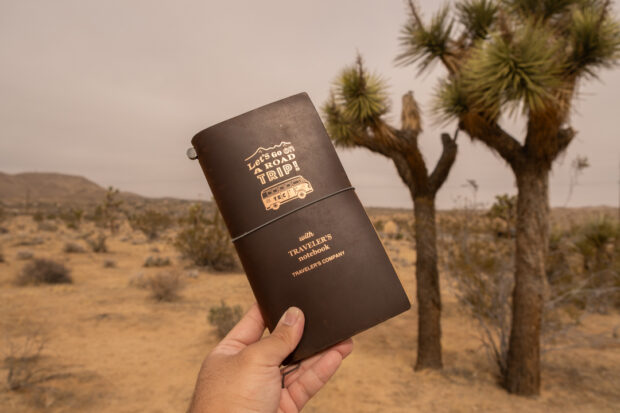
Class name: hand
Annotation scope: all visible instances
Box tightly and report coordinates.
[189,303,353,413]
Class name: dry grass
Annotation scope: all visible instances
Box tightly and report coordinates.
[0,208,618,412]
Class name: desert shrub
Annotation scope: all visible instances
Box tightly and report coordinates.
[557,216,620,312]
[13,237,44,247]
[15,258,72,285]
[439,211,513,380]
[59,208,84,230]
[0,203,5,223]
[373,219,385,232]
[129,272,148,289]
[63,242,85,253]
[208,301,243,339]
[32,211,44,223]
[143,256,171,267]
[128,209,173,240]
[16,250,34,260]
[574,216,617,271]
[103,259,116,268]
[174,204,239,271]
[146,271,183,302]
[3,331,47,391]
[0,249,5,263]
[86,233,108,253]
[37,221,58,232]
[487,194,517,238]
[438,205,603,381]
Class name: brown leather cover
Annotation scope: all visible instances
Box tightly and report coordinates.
[191,93,411,364]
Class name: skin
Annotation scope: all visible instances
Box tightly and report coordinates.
[189,304,354,413]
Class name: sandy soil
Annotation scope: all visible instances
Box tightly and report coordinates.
[0,215,619,412]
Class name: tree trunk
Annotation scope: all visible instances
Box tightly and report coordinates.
[505,163,549,395]
[413,195,443,370]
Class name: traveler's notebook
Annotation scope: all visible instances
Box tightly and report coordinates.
[190,92,411,364]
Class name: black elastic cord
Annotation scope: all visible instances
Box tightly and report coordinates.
[231,186,355,243]
[281,363,301,388]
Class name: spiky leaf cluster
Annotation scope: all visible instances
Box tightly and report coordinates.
[400,0,620,124]
[568,6,620,77]
[323,56,390,147]
[504,0,577,21]
[462,23,564,119]
[396,5,454,71]
[456,0,498,42]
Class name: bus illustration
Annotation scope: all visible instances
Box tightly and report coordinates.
[261,175,313,211]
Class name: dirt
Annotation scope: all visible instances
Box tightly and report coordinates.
[0,216,619,412]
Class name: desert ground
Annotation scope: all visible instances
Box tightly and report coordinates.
[0,212,619,413]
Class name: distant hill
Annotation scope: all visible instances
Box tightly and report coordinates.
[0,171,151,205]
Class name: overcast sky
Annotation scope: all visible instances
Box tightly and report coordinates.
[1,0,619,209]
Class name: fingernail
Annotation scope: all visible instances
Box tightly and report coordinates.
[282,307,300,326]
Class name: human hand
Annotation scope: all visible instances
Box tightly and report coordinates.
[188,303,353,413]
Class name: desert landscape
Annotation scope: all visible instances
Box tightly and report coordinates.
[0,173,618,413]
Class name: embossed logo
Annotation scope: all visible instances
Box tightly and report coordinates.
[244,141,313,211]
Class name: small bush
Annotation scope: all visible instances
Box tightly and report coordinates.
[32,211,44,223]
[128,209,173,240]
[13,237,44,247]
[373,219,385,232]
[575,216,617,271]
[87,233,108,253]
[16,250,34,260]
[63,242,85,254]
[128,272,148,288]
[3,331,47,391]
[103,259,116,268]
[143,256,171,267]
[15,258,73,285]
[146,271,183,302]
[208,301,243,339]
[0,249,5,263]
[37,221,58,232]
[174,204,239,271]
[59,208,84,230]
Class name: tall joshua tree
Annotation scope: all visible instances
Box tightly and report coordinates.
[323,55,458,370]
[397,0,620,395]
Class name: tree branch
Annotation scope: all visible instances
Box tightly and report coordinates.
[429,132,458,194]
[406,0,458,75]
[556,127,576,156]
[460,113,523,168]
[341,126,393,158]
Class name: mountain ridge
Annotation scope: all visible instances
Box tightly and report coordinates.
[0,171,188,205]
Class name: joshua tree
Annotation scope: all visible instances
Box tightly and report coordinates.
[323,55,458,370]
[397,0,620,394]
[94,186,123,234]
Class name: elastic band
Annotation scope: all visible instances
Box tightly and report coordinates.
[231,186,355,242]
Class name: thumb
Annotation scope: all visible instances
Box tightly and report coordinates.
[245,307,304,367]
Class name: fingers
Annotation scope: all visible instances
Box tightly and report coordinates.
[282,339,354,387]
[243,307,304,366]
[286,347,349,411]
[215,303,265,355]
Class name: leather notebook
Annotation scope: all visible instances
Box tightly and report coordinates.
[190,92,411,364]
